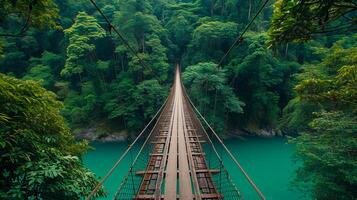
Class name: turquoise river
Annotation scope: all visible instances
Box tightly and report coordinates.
[83,137,309,200]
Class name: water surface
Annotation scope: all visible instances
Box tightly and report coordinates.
[83,137,307,199]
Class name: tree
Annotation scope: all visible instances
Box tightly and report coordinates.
[0,74,104,199]
[287,36,357,199]
[0,0,60,36]
[61,11,105,78]
[228,33,300,129]
[104,74,167,132]
[165,9,198,56]
[112,0,170,80]
[183,62,244,132]
[268,0,357,45]
[113,0,168,52]
[60,12,108,127]
[23,64,54,88]
[23,51,64,89]
[292,111,356,200]
[186,20,238,64]
[62,81,100,125]
[0,50,28,77]
[278,97,318,134]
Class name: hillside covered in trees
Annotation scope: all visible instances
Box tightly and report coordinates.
[0,0,356,199]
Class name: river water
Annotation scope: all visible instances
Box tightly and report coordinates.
[83,137,308,200]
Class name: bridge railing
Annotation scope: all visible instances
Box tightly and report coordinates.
[113,87,175,200]
[86,85,173,200]
[183,93,241,200]
[112,135,153,199]
[185,89,266,200]
[200,129,242,200]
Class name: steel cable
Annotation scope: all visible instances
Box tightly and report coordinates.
[217,0,271,68]
[182,81,266,200]
[88,0,162,83]
[85,94,169,200]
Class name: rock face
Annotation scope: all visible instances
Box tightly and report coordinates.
[75,127,127,142]
[76,127,283,141]
[98,134,126,142]
[76,128,97,141]
[256,129,283,137]
[228,128,284,137]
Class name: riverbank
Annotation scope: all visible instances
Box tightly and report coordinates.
[76,126,291,142]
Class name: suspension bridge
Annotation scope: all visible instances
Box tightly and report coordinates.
[86,66,265,200]
[86,0,270,199]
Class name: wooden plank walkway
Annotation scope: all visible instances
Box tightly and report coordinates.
[135,66,219,200]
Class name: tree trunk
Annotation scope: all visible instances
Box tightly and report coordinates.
[142,36,145,53]
[211,0,215,16]
[113,53,118,78]
[297,44,305,64]
[121,56,124,71]
[78,73,82,84]
[248,0,252,19]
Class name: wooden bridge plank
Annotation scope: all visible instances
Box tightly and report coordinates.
[136,67,222,199]
[176,72,193,200]
[164,72,180,199]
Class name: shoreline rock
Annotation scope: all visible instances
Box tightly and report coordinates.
[75,127,127,142]
[227,128,284,138]
[97,134,126,142]
[76,127,286,142]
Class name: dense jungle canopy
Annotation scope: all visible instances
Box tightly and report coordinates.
[0,0,356,199]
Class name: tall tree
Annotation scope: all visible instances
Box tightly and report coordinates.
[186,20,238,64]
[286,36,357,199]
[61,11,105,79]
[183,62,244,132]
[0,74,104,199]
[165,10,197,57]
[228,33,299,129]
[60,11,107,127]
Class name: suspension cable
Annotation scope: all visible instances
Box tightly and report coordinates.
[113,91,171,199]
[85,94,169,200]
[114,79,176,199]
[88,0,162,83]
[182,85,266,200]
[180,3,271,197]
[191,2,271,196]
[217,0,271,67]
[181,79,241,197]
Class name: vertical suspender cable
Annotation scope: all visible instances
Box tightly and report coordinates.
[86,95,169,200]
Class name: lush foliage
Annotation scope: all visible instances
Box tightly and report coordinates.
[0,74,104,199]
[285,36,357,199]
[183,62,244,131]
[0,0,61,36]
[227,33,300,129]
[268,0,357,44]
[0,0,356,199]
[269,1,357,198]
[0,0,286,135]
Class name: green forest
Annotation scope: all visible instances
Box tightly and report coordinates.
[0,0,356,199]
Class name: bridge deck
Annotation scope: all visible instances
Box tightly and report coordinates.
[136,67,219,199]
